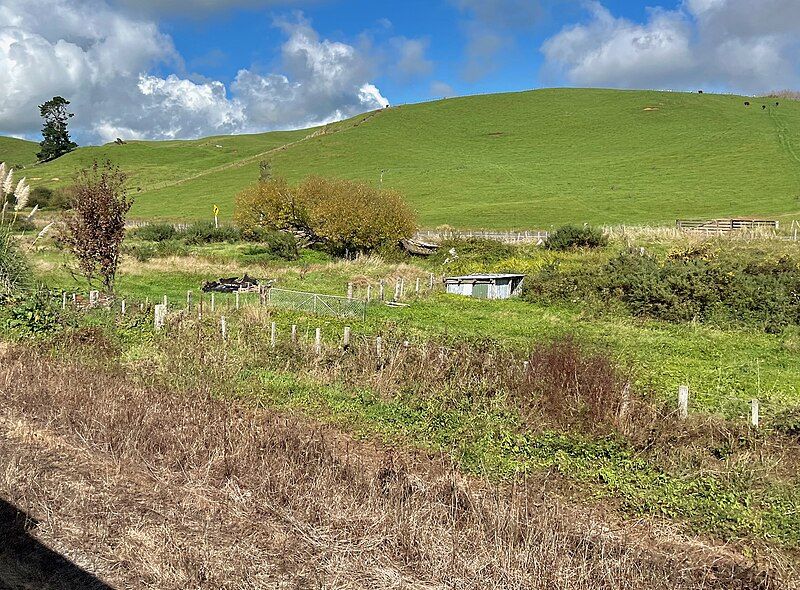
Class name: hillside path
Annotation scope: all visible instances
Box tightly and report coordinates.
[143,109,386,193]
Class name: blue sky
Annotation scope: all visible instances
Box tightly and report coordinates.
[1,0,799,143]
[160,0,682,104]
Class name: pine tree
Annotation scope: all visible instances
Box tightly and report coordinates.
[36,96,78,162]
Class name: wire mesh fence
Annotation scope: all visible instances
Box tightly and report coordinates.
[266,287,367,320]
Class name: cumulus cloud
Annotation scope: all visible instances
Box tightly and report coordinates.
[541,0,800,94]
[390,37,434,80]
[430,80,455,97]
[451,0,550,81]
[0,1,388,143]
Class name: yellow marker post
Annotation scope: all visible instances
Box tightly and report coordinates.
[213,204,220,228]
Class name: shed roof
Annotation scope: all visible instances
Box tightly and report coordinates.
[445,273,525,282]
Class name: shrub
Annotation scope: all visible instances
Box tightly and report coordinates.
[177,221,241,245]
[545,225,607,251]
[0,228,30,300]
[134,223,177,242]
[234,175,417,254]
[29,186,53,209]
[61,160,133,293]
[49,187,74,210]
[240,227,298,260]
[3,289,62,336]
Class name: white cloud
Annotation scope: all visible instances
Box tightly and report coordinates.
[391,37,434,79]
[430,80,455,97]
[451,0,550,81]
[541,0,800,94]
[0,1,388,143]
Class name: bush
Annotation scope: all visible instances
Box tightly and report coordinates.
[29,186,54,209]
[49,187,74,210]
[134,223,177,242]
[525,246,800,331]
[3,289,62,336]
[240,227,298,260]
[234,176,417,254]
[0,227,31,300]
[177,221,241,245]
[545,225,607,251]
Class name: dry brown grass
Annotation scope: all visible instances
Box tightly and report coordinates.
[0,345,790,589]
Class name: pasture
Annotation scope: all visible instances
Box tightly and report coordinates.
[7,88,800,228]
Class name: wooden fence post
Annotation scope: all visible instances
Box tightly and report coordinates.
[429,273,434,289]
[366,285,372,302]
[394,280,401,301]
[61,292,67,309]
[400,278,405,298]
[379,280,385,301]
[162,294,168,308]
[343,326,351,350]
[315,328,322,355]
[154,304,167,331]
[376,336,383,357]
[678,385,689,420]
[415,278,420,294]
[121,300,126,316]
[220,316,227,340]
[291,324,297,344]
[187,290,192,309]
[347,283,354,300]
[271,322,277,349]
[750,399,760,428]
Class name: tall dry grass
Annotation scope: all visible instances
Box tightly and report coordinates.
[0,345,788,589]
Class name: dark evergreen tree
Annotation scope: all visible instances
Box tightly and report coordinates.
[36,96,78,162]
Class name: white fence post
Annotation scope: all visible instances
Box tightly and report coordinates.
[235,291,240,310]
[291,324,297,344]
[376,336,383,357]
[366,284,372,302]
[121,299,126,316]
[379,280,385,301]
[315,328,322,355]
[415,278,420,294]
[162,294,168,308]
[343,326,351,349]
[270,322,277,348]
[220,316,227,340]
[347,283,354,301]
[750,399,760,428]
[62,292,67,309]
[154,304,167,331]
[678,385,689,420]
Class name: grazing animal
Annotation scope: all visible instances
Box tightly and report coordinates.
[698,90,704,94]
[744,101,750,106]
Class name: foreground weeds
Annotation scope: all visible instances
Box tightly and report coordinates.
[0,346,792,589]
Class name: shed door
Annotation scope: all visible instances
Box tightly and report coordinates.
[472,283,489,299]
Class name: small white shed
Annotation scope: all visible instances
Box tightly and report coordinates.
[444,274,525,300]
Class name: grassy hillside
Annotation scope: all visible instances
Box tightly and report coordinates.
[17,88,800,228]
[0,136,39,168]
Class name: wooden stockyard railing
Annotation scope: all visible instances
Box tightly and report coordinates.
[676,219,779,235]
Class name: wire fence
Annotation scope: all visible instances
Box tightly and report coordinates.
[265,288,367,320]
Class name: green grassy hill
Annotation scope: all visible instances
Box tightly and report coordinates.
[10,88,800,228]
[0,136,39,168]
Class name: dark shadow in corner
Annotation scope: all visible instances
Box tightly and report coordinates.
[0,498,114,590]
